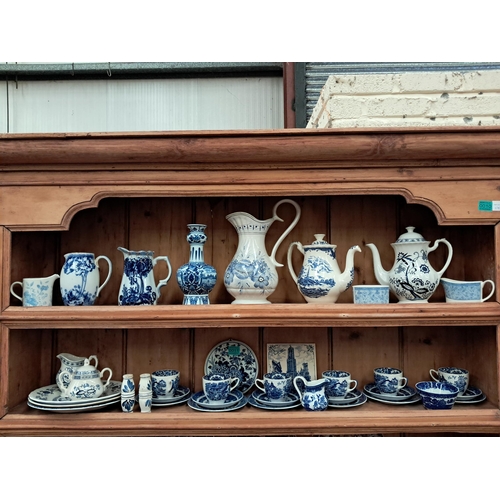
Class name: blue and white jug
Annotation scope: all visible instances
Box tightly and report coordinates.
[118,247,172,305]
[293,376,328,411]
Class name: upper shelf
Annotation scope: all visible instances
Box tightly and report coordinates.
[3,303,500,329]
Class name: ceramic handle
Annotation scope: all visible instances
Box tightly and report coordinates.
[293,376,306,402]
[429,369,440,382]
[230,378,240,391]
[10,281,23,302]
[153,256,172,293]
[88,355,99,369]
[348,380,358,392]
[481,280,495,302]
[430,239,453,278]
[95,255,113,297]
[398,377,408,390]
[100,367,113,389]
[255,379,265,392]
[57,370,71,396]
[286,242,304,284]
[270,199,302,267]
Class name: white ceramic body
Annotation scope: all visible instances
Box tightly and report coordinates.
[118,247,172,306]
[224,199,301,304]
[56,353,98,391]
[367,227,453,303]
[293,376,328,411]
[152,369,180,399]
[138,373,152,413]
[10,274,59,307]
[352,285,389,304]
[322,370,357,399]
[58,358,112,400]
[374,367,407,395]
[430,367,469,396]
[202,374,239,402]
[441,277,495,303]
[287,234,361,304]
[60,253,112,306]
[254,372,291,401]
[121,374,135,413]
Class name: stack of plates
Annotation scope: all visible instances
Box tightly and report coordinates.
[188,389,247,412]
[27,381,122,413]
[248,390,301,410]
[455,386,486,404]
[152,386,191,407]
[328,389,367,408]
[363,383,421,405]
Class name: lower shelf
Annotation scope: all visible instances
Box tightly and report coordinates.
[2,400,500,436]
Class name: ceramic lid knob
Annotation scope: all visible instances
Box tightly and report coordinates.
[395,226,427,243]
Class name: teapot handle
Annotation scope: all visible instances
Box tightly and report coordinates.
[153,256,172,294]
[100,368,113,390]
[270,199,302,268]
[429,239,453,278]
[293,376,307,402]
[95,255,113,297]
[287,242,304,284]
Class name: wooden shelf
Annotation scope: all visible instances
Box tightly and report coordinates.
[3,303,500,329]
[2,400,499,437]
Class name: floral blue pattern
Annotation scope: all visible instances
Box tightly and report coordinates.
[61,254,98,306]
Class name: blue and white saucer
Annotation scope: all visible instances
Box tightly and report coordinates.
[188,394,247,412]
[364,383,418,402]
[328,391,367,409]
[328,389,363,406]
[152,386,190,404]
[252,390,300,408]
[152,391,191,407]
[248,392,301,410]
[455,387,486,404]
[190,390,243,410]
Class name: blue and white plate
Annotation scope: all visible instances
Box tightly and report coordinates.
[188,395,248,412]
[455,390,487,404]
[151,392,191,407]
[364,383,418,402]
[328,392,367,409]
[328,389,363,405]
[191,390,243,409]
[27,398,120,413]
[152,386,190,404]
[455,386,482,401]
[204,339,258,394]
[364,385,421,405]
[252,390,300,408]
[28,381,122,407]
[248,393,302,410]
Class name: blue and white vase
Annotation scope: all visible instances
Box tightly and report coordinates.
[60,253,112,306]
[176,224,217,305]
[138,373,152,413]
[121,374,135,413]
[117,247,172,305]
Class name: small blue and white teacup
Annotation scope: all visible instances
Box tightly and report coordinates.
[323,370,357,400]
[255,372,291,402]
[152,369,180,399]
[353,285,389,304]
[374,367,407,395]
[203,374,239,403]
[429,366,469,396]
[441,277,495,303]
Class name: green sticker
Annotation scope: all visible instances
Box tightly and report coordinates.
[227,345,241,356]
[478,200,493,211]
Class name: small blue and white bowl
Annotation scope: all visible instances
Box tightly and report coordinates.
[415,381,459,410]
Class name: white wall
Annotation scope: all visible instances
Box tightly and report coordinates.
[2,76,284,133]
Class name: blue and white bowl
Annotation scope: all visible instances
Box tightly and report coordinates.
[415,381,459,410]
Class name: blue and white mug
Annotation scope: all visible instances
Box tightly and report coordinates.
[374,367,407,395]
[152,369,180,399]
[202,374,239,403]
[323,370,357,400]
[255,372,291,402]
[10,274,59,307]
[441,277,495,303]
[429,366,469,396]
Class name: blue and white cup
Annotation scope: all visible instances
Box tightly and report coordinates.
[374,367,407,395]
[441,277,495,303]
[10,274,60,307]
[353,285,389,304]
[152,369,180,399]
[323,370,357,400]
[429,367,469,396]
[255,372,291,402]
[203,374,239,403]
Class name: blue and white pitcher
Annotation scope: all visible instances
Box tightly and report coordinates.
[293,376,328,411]
[118,247,172,305]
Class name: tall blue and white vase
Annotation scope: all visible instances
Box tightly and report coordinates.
[138,373,152,413]
[121,374,135,413]
[60,252,112,306]
[176,224,217,305]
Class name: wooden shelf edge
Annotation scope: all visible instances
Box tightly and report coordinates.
[2,303,500,329]
[1,403,499,437]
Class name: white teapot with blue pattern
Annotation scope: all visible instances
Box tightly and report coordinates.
[366,226,453,303]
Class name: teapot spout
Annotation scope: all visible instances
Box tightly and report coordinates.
[340,245,362,289]
[366,243,390,286]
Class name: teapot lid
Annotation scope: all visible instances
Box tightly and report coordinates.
[311,234,330,245]
[395,226,428,243]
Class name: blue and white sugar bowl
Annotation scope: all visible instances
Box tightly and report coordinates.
[415,381,459,410]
